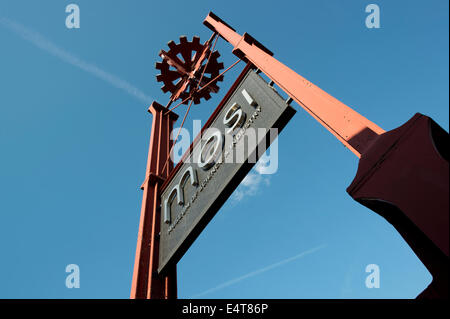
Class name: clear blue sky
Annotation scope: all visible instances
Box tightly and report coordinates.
[0,0,448,299]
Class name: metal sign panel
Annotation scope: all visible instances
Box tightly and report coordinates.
[158,69,296,274]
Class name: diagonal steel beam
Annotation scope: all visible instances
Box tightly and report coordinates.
[204,12,385,157]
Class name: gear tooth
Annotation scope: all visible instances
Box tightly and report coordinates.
[161,85,169,93]
[179,93,189,104]
[155,62,163,70]
[210,83,219,92]
[205,62,221,74]
[192,36,200,45]
[167,40,176,50]
[217,75,224,82]
[156,74,164,82]
[204,93,211,101]
[217,62,224,70]
[180,35,188,44]
[212,51,220,59]
[194,97,200,105]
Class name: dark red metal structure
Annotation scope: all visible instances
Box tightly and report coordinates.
[156,35,224,105]
[131,12,448,299]
[348,114,449,298]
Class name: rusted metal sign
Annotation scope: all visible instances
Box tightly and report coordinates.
[158,69,295,273]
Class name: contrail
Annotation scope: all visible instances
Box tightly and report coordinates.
[0,17,153,104]
[190,244,327,298]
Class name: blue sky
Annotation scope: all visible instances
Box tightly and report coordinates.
[0,0,448,299]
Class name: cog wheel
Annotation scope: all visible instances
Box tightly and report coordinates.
[156,35,224,105]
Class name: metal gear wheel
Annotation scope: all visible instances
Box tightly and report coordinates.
[156,35,224,105]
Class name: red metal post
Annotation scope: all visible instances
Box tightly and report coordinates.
[131,101,178,299]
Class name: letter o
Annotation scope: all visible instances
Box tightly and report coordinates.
[197,131,224,170]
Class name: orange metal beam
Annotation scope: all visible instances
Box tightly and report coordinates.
[204,12,385,157]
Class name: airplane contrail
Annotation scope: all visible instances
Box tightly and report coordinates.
[0,17,153,104]
[190,244,327,298]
